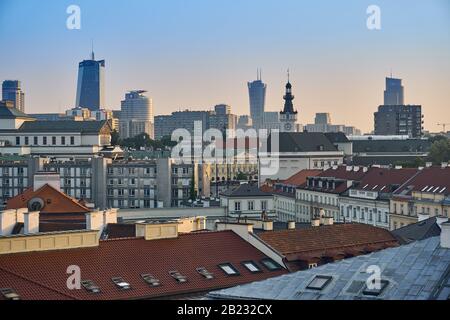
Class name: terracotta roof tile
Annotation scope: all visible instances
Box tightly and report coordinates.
[0,231,287,300]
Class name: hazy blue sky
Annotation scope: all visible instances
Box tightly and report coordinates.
[0,0,449,133]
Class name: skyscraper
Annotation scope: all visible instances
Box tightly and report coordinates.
[119,90,154,139]
[384,77,404,105]
[2,80,25,112]
[247,70,266,128]
[75,50,105,111]
[374,105,423,138]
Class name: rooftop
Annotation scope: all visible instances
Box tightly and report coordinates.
[221,183,272,198]
[209,236,450,300]
[16,120,110,134]
[0,230,287,300]
[268,132,338,153]
[394,166,450,197]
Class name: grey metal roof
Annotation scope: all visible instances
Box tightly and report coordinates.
[0,105,35,120]
[268,132,338,153]
[392,217,443,245]
[221,184,272,198]
[17,120,110,133]
[208,236,450,300]
[324,132,350,143]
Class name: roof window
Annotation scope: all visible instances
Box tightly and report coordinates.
[141,274,161,287]
[169,270,188,283]
[81,280,101,294]
[218,263,240,276]
[111,277,131,290]
[306,275,333,291]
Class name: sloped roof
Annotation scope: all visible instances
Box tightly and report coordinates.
[17,120,110,134]
[6,184,90,215]
[221,183,272,198]
[0,103,35,120]
[284,169,323,186]
[209,236,450,300]
[392,217,443,245]
[353,167,419,193]
[0,231,287,300]
[268,132,338,153]
[324,132,350,143]
[394,167,450,197]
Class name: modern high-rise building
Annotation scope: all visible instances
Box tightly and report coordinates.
[384,77,404,105]
[2,80,25,112]
[247,70,266,128]
[119,90,154,139]
[374,105,423,138]
[75,50,105,111]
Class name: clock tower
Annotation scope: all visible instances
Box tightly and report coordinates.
[279,71,298,132]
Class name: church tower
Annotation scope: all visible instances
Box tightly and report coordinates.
[279,71,298,132]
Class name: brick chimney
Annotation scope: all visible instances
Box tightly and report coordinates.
[23,211,39,234]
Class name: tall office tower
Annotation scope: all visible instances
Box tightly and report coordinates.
[2,80,25,112]
[119,90,154,139]
[279,72,298,133]
[75,50,105,111]
[384,77,404,105]
[247,69,266,129]
[374,105,423,138]
[315,113,331,125]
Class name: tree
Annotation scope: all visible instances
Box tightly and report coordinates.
[429,138,450,164]
[189,171,197,201]
[236,172,247,181]
[110,130,120,146]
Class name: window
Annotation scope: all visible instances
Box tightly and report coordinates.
[242,261,262,273]
[218,263,240,276]
[169,270,188,283]
[61,136,66,145]
[234,201,241,211]
[70,136,75,145]
[306,275,333,291]
[362,280,389,297]
[248,201,254,211]
[0,288,20,300]
[52,136,56,145]
[24,137,29,145]
[34,136,38,145]
[196,267,214,279]
[260,258,282,271]
[111,277,131,290]
[261,200,267,211]
[141,274,160,287]
[43,137,47,145]
[129,189,136,197]
[15,137,20,145]
[308,263,318,269]
[81,280,101,294]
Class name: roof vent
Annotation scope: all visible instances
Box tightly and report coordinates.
[81,280,101,294]
[196,267,214,280]
[28,197,44,211]
[141,274,161,287]
[111,277,131,290]
[169,270,188,283]
[0,288,20,300]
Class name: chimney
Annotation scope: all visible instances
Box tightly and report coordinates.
[33,172,61,191]
[322,216,334,226]
[441,162,448,169]
[363,167,368,173]
[103,209,118,226]
[288,221,296,230]
[85,211,103,231]
[436,216,449,229]
[441,222,450,249]
[136,222,178,241]
[23,211,39,234]
[426,162,432,168]
[0,210,17,236]
[311,218,320,227]
[418,213,430,222]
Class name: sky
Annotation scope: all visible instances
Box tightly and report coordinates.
[0,0,449,133]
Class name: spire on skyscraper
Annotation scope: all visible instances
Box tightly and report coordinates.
[91,39,95,60]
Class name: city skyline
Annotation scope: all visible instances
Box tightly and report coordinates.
[0,0,449,133]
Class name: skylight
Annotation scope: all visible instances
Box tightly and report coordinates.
[260,258,282,271]
[363,184,369,189]
[111,277,131,290]
[218,263,240,276]
[141,274,161,287]
[306,275,333,291]
[196,267,214,280]
[433,186,441,193]
[421,186,429,192]
[81,280,101,294]
[242,261,262,273]
[427,186,435,192]
[362,280,389,297]
[380,186,386,192]
[372,185,378,190]
[440,187,447,194]
[0,288,20,300]
[169,270,188,283]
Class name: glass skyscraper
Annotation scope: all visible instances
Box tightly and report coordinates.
[75,51,105,111]
[2,80,25,112]
[247,70,266,128]
[384,77,404,105]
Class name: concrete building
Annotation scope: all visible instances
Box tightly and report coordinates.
[374,105,423,138]
[208,104,237,132]
[2,80,25,112]
[75,50,105,111]
[154,110,210,139]
[304,113,362,136]
[119,90,154,139]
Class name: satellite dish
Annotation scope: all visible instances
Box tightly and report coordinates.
[28,198,45,211]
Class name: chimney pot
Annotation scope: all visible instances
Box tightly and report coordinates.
[288,221,296,230]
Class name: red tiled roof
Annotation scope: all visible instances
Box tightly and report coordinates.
[6,184,90,215]
[394,166,450,196]
[284,169,322,186]
[258,223,398,261]
[0,231,287,300]
[354,167,419,193]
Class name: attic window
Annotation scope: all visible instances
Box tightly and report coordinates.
[0,288,20,300]
[306,275,333,291]
[218,263,240,276]
[111,277,131,290]
[81,280,101,294]
[169,270,188,283]
[196,267,214,279]
[141,274,161,287]
[242,261,262,273]
[362,280,389,297]
[260,258,282,271]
